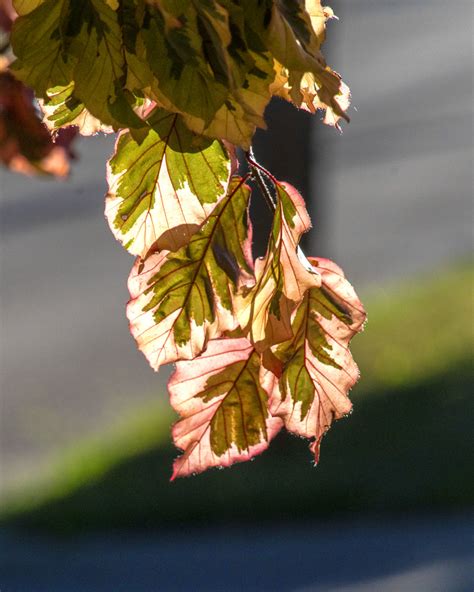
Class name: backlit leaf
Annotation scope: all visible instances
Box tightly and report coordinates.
[185,50,275,149]
[40,83,114,136]
[10,0,71,96]
[140,2,230,126]
[169,337,283,478]
[11,0,142,129]
[236,180,321,350]
[267,0,350,128]
[270,257,366,461]
[65,0,142,129]
[127,177,254,370]
[106,108,234,257]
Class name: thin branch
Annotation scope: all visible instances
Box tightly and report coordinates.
[244,147,276,212]
[245,148,319,277]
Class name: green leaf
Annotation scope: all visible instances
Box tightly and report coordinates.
[127,177,254,370]
[184,50,274,149]
[236,180,321,351]
[270,257,366,461]
[106,108,234,258]
[11,0,142,129]
[11,0,72,96]
[40,82,114,135]
[169,337,283,478]
[140,3,230,126]
[267,0,350,128]
[65,0,141,128]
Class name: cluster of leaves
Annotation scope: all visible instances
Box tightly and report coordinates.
[4,0,366,478]
[0,1,77,175]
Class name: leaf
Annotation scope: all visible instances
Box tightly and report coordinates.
[236,180,321,351]
[127,177,254,370]
[40,82,114,136]
[267,0,350,128]
[140,3,230,126]
[269,257,366,461]
[11,0,141,129]
[106,108,234,258]
[140,2,274,148]
[0,70,71,176]
[169,337,283,479]
[10,0,72,96]
[64,0,141,129]
[12,0,43,16]
[184,50,275,149]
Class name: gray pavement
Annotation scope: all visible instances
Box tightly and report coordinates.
[1,513,473,591]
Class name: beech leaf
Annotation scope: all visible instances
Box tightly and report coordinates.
[10,0,72,96]
[270,257,366,461]
[169,337,283,479]
[184,51,275,150]
[127,177,254,370]
[40,83,114,136]
[140,3,230,127]
[236,180,321,351]
[267,0,350,128]
[106,108,234,257]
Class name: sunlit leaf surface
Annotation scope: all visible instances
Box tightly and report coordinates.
[127,177,254,370]
[169,337,283,478]
[270,257,366,460]
[106,108,234,257]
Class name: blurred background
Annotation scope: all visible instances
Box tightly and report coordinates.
[1,1,473,591]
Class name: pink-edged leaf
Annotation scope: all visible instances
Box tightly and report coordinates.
[169,337,283,479]
[236,180,321,351]
[127,177,254,371]
[106,109,235,258]
[269,257,366,461]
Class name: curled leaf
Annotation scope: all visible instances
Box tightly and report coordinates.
[268,0,350,128]
[270,257,366,461]
[236,180,321,350]
[39,83,114,136]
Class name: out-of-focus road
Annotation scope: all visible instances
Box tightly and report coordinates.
[1,514,473,591]
[0,0,472,496]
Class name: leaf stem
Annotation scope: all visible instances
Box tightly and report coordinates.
[244,148,319,277]
[244,148,276,212]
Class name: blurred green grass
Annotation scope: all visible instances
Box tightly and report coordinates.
[1,262,473,532]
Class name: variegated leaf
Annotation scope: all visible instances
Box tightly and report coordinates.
[127,177,254,370]
[236,181,321,351]
[169,337,283,479]
[270,257,366,461]
[106,108,234,257]
[267,0,350,129]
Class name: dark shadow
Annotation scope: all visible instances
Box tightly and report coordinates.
[3,358,472,535]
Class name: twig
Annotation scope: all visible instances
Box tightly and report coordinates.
[244,147,276,212]
[244,148,319,277]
